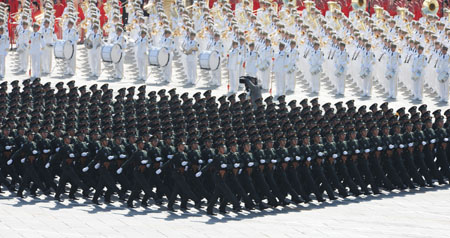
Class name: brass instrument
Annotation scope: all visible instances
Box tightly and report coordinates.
[422,0,439,16]
[351,0,366,11]
[374,5,384,19]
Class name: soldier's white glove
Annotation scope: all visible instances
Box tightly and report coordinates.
[155,157,162,162]
[364,149,371,153]
[318,152,324,157]
[55,147,60,152]
[284,157,291,162]
[21,158,25,163]
[377,147,383,151]
[307,157,312,161]
[45,163,50,169]
[221,164,227,168]
[355,149,360,154]
[445,138,449,142]
[82,167,89,172]
[388,144,394,149]
[399,144,405,149]
[94,163,100,169]
[5,146,11,150]
[146,164,151,168]
[107,155,114,160]
[116,168,123,174]
[343,151,348,155]
[408,143,414,147]
[234,163,240,168]
[119,154,126,159]
[69,153,75,158]
[181,161,188,166]
[198,159,204,164]
[431,139,436,144]
[7,159,13,165]
[208,159,213,163]
[332,154,338,159]
[81,152,88,157]
[167,155,174,159]
[141,160,148,164]
[248,162,254,167]
[271,159,277,163]
[32,150,38,155]
[195,171,202,177]
[260,159,266,164]
[295,156,301,161]
[43,149,50,154]
[156,169,162,175]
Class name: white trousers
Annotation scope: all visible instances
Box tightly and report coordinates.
[114,56,124,79]
[388,74,398,99]
[362,74,372,96]
[286,72,296,92]
[228,69,239,94]
[412,77,424,100]
[30,53,41,78]
[439,80,449,102]
[89,49,101,76]
[210,67,221,86]
[336,74,345,95]
[66,48,76,75]
[162,57,172,82]
[186,57,197,84]
[311,73,320,93]
[0,54,6,77]
[136,55,148,80]
[41,47,52,73]
[275,72,286,97]
[260,69,271,90]
[20,50,29,72]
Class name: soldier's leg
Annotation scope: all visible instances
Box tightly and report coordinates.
[17,171,31,197]
[369,157,394,190]
[392,154,415,188]
[313,166,337,200]
[227,175,254,209]
[278,168,307,202]
[300,166,324,202]
[252,171,278,206]
[346,160,370,194]
[424,148,445,183]
[414,151,434,185]
[336,162,361,196]
[358,159,380,194]
[436,148,450,179]
[324,164,348,197]
[403,154,426,187]
[383,157,405,188]
[265,169,291,204]
[239,174,262,205]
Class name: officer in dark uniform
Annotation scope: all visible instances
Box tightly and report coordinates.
[323,131,349,197]
[434,117,450,179]
[357,127,381,194]
[310,132,337,200]
[346,129,371,194]
[368,126,395,190]
[0,126,21,189]
[335,130,362,196]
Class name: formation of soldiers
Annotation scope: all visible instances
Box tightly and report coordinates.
[1,79,450,215]
[2,0,450,102]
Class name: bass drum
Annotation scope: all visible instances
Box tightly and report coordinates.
[148,47,170,67]
[54,40,74,60]
[198,51,220,70]
[101,44,122,63]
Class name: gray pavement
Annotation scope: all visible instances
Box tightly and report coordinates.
[0,186,449,237]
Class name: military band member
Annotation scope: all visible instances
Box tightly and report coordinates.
[334,42,350,95]
[0,27,8,79]
[273,42,289,99]
[411,46,428,101]
[17,21,31,73]
[360,43,376,97]
[112,26,127,79]
[258,39,274,91]
[308,42,324,94]
[245,42,258,78]
[183,32,199,85]
[40,19,56,75]
[135,29,149,81]
[87,25,103,78]
[386,44,401,99]
[63,20,79,76]
[29,23,44,79]
[208,33,224,86]
[286,40,299,93]
[160,29,175,83]
[437,46,450,103]
[227,41,240,94]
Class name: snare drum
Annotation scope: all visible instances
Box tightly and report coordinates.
[198,51,220,70]
[54,40,74,60]
[101,44,122,63]
[148,47,170,67]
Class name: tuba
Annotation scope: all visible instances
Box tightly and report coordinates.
[422,0,439,16]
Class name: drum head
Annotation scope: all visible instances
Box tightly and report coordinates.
[110,44,122,64]
[63,41,74,60]
[148,48,159,66]
[209,51,220,70]
[158,48,170,67]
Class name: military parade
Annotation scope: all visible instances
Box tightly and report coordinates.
[0,0,450,217]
